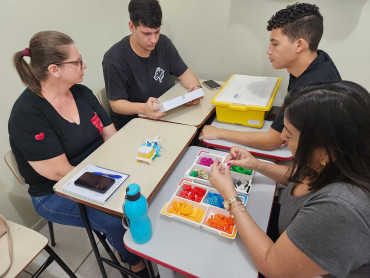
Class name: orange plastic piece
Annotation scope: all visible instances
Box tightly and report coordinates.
[167,201,205,223]
[206,213,235,234]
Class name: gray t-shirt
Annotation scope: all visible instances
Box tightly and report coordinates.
[102,34,188,130]
[279,182,370,277]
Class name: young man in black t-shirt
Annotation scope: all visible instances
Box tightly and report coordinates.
[199,3,341,150]
[103,0,202,130]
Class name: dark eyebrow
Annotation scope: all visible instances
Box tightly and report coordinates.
[284,125,293,135]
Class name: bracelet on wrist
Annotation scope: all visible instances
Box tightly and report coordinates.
[230,204,246,218]
[230,200,243,209]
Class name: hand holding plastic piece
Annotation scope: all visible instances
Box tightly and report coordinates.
[146,97,166,119]
[209,158,237,201]
[224,146,260,171]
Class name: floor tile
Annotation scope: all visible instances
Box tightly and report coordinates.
[16,271,32,278]
[76,242,127,278]
[24,220,161,278]
[23,249,70,278]
[25,222,95,275]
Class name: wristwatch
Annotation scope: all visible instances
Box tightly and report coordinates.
[223,196,242,211]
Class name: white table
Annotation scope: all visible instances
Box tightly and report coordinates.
[124,146,276,278]
[52,118,197,277]
[202,119,293,162]
[140,80,224,128]
[54,118,197,216]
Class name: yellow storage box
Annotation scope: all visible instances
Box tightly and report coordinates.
[211,74,281,128]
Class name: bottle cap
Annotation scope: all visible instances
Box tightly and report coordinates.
[126,183,141,201]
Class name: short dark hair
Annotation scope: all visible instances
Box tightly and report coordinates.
[284,81,370,194]
[267,3,323,52]
[128,0,162,28]
[13,31,73,97]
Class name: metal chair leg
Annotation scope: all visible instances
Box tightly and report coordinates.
[144,259,156,278]
[31,254,54,278]
[47,221,56,246]
[43,245,77,278]
[93,232,121,264]
[93,231,129,278]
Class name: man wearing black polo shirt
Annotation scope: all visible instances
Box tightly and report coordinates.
[103,0,201,130]
[199,3,341,150]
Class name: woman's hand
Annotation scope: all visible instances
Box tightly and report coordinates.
[225,146,260,170]
[209,159,237,200]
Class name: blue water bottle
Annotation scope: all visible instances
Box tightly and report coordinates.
[123,183,152,244]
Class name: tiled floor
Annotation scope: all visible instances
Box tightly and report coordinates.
[20,221,186,278]
[21,222,125,277]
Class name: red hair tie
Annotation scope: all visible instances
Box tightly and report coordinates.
[22,48,30,57]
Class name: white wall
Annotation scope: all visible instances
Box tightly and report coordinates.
[1,0,369,227]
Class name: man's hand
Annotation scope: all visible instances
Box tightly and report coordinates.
[185,85,202,105]
[144,97,166,119]
[199,125,222,140]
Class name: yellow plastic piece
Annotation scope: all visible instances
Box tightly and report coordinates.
[167,201,205,223]
[211,75,281,128]
[161,204,172,216]
[138,146,155,159]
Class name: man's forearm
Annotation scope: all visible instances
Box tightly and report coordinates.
[178,68,201,90]
[110,99,146,115]
[220,128,284,150]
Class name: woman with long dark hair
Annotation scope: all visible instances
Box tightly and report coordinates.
[209,81,370,277]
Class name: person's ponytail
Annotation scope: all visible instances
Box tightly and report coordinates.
[13,31,74,97]
[13,49,42,97]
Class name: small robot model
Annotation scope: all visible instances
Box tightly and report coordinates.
[136,135,164,165]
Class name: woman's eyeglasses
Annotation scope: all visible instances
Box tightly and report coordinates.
[55,56,83,68]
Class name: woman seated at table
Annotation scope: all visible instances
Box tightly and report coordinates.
[9,31,149,276]
[209,81,370,277]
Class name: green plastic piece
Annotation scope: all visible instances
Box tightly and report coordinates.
[230,166,252,175]
[190,170,198,177]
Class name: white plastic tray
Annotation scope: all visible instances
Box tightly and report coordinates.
[161,179,248,239]
[184,151,254,194]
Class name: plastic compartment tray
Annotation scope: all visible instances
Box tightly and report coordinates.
[184,151,254,194]
[161,179,248,239]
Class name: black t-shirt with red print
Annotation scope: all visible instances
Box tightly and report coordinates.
[8,84,112,196]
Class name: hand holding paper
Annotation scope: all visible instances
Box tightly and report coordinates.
[156,88,204,113]
[145,97,166,119]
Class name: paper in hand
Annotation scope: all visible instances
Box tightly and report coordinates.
[156,88,204,113]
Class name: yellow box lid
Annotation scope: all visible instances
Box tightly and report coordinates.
[211,74,281,111]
